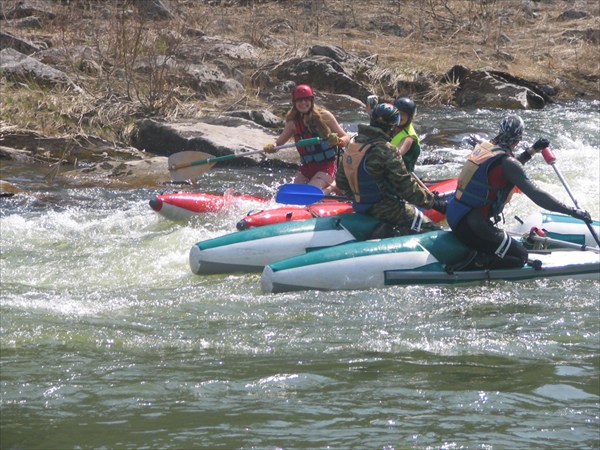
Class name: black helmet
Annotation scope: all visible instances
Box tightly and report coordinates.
[370,103,400,134]
[393,97,417,118]
[497,114,524,145]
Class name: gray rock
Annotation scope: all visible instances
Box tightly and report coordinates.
[225,110,284,129]
[271,55,371,102]
[4,1,56,20]
[0,31,44,54]
[131,117,276,160]
[133,0,174,20]
[445,66,551,109]
[557,9,591,21]
[0,48,83,93]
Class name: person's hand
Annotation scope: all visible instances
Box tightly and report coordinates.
[367,95,379,109]
[464,134,483,148]
[263,143,276,153]
[431,198,448,214]
[531,138,550,153]
[570,207,592,224]
[327,133,339,146]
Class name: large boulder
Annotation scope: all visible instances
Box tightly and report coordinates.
[0,31,45,54]
[131,117,276,159]
[268,55,371,103]
[0,48,83,93]
[446,65,552,109]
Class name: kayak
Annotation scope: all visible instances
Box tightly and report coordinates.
[189,211,598,276]
[189,213,380,274]
[236,177,458,229]
[152,178,457,226]
[236,200,354,230]
[512,211,599,248]
[149,191,269,221]
[261,228,600,293]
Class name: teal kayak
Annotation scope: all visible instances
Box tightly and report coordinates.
[189,213,380,274]
[260,213,600,293]
[261,228,600,293]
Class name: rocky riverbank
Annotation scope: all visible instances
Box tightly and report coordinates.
[1,0,598,191]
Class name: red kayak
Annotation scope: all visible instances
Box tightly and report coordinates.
[417,177,458,223]
[237,178,458,230]
[149,191,269,221]
[237,200,354,230]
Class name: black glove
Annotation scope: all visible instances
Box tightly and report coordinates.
[570,207,592,224]
[431,198,448,214]
[464,134,483,148]
[531,138,550,152]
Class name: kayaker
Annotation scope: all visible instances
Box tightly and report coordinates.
[263,84,349,194]
[390,97,420,173]
[336,102,448,238]
[366,95,421,172]
[446,114,592,271]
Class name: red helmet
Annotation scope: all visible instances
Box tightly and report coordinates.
[292,84,315,101]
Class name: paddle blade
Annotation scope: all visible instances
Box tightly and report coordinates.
[276,184,326,205]
[542,147,556,164]
[168,151,216,182]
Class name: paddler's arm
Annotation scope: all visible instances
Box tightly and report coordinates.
[516,138,550,165]
[274,121,296,147]
[395,135,414,157]
[322,110,350,147]
[264,121,296,153]
[502,156,574,215]
[335,157,351,197]
[378,147,435,208]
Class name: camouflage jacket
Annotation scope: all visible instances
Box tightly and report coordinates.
[336,124,435,210]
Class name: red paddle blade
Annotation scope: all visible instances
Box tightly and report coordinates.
[542,147,556,164]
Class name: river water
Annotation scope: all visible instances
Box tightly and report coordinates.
[1,101,599,449]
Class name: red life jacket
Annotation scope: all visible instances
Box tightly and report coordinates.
[294,118,338,164]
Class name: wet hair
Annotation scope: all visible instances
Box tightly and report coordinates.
[285,102,331,138]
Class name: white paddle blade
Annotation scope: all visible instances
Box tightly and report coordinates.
[168,151,215,182]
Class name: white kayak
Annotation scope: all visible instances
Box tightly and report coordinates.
[261,228,600,293]
[189,213,380,274]
[189,211,598,279]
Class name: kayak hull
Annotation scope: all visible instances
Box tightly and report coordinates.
[262,230,600,293]
[190,211,598,279]
[189,213,381,274]
[149,191,268,221]
[237,201,354,230]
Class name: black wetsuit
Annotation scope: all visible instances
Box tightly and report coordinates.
[450,150,574,269]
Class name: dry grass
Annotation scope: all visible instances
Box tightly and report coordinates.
[1,0,598,141]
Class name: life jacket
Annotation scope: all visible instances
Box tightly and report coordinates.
[390,123,420,172]
[342,138,388,213]
[447,141,516,228]
[294,118,338,165]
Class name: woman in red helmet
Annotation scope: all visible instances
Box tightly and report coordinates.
[264,84,349,194]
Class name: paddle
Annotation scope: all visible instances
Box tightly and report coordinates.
[168,137,322,182]
[276,180,457,205]
[411,172,429,191]
[276,183,349,205]
[522,227,600,254]
[541,147,600,247]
